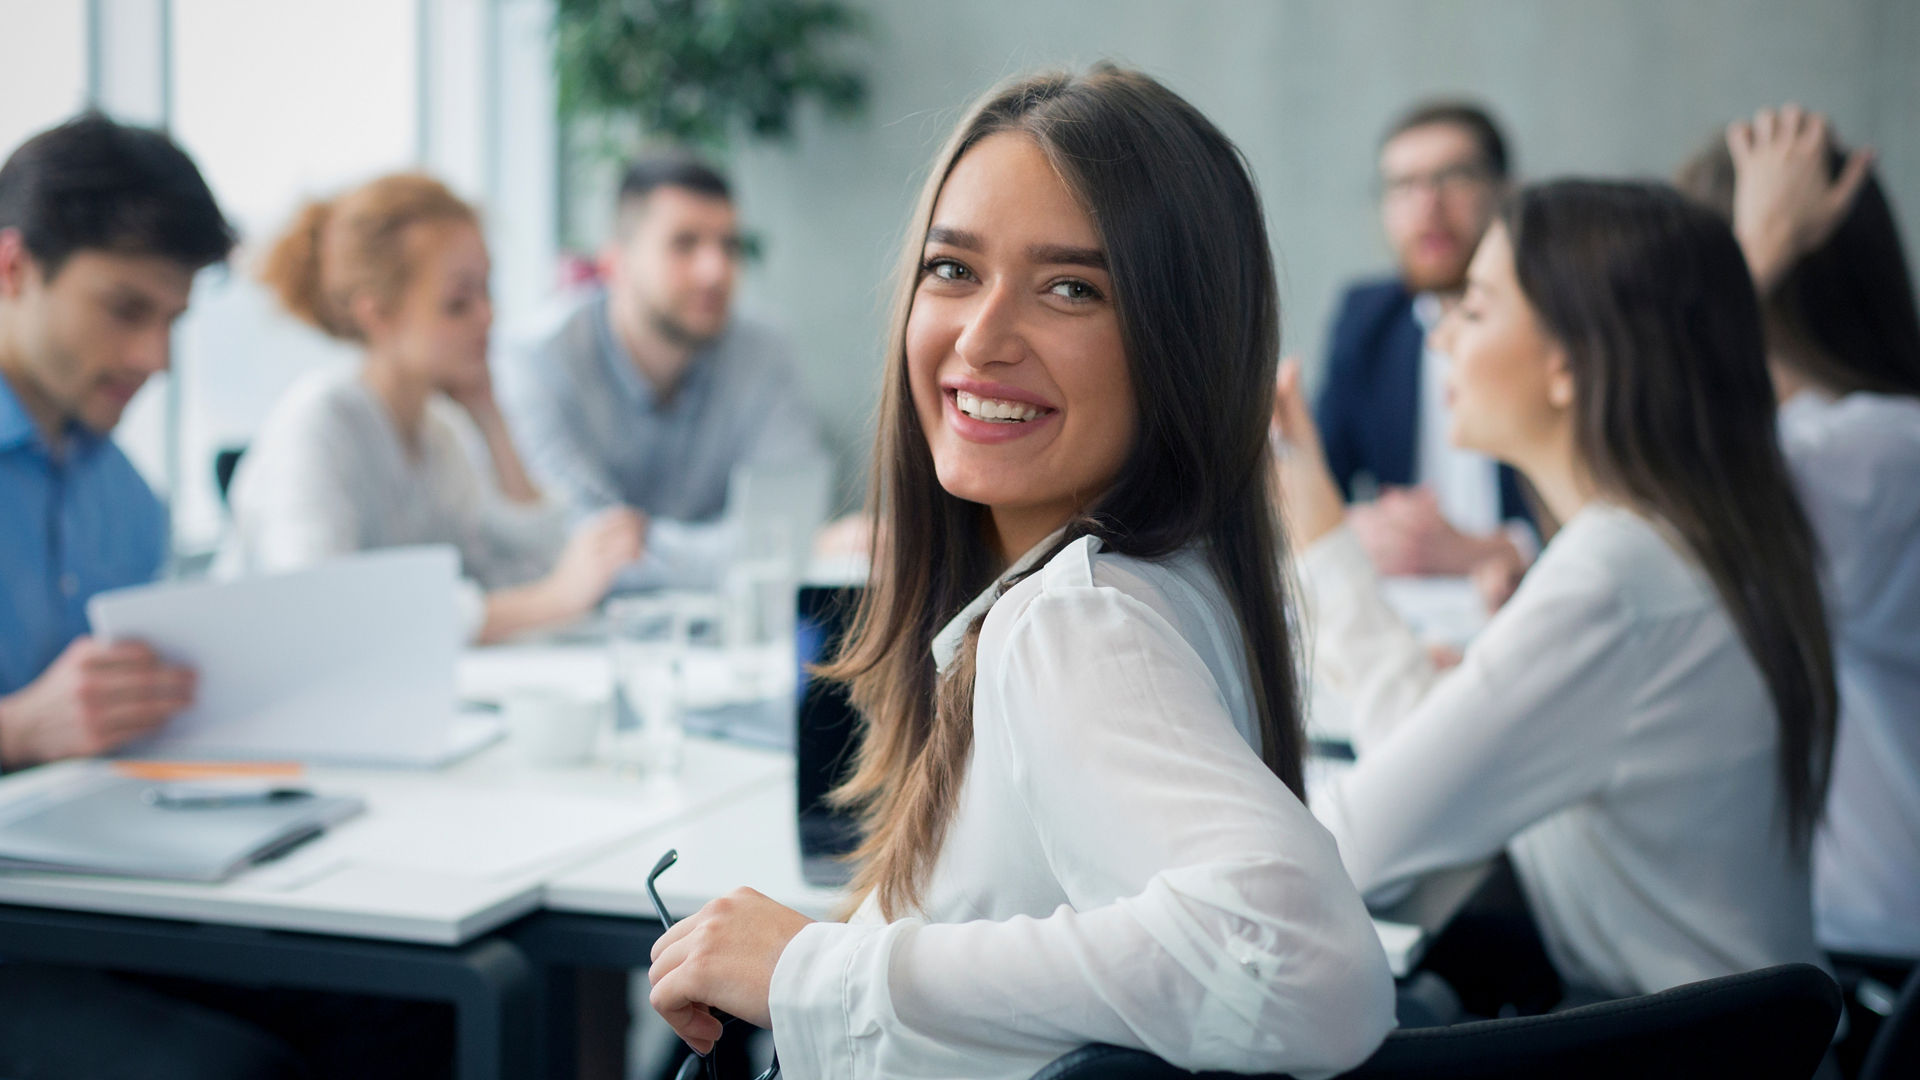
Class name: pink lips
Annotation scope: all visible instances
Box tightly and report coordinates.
[940,380,1060,445]
[941,377,1058,411]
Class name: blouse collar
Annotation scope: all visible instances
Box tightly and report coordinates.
[930,526,1073,672]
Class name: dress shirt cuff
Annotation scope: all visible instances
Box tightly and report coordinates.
[1502,519,1541,562]
[616,520,733,592]
[1290,522,1382,588]
[1295,523,1378,628]
[769,919,901,1080]
[486,496,568,550]
[1295,524,1435,747]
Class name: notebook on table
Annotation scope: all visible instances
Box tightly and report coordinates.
[0,767,363,883]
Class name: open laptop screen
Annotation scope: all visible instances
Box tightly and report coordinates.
[795,585,864,886]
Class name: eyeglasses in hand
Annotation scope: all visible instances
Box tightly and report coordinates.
[648,849,781,1080]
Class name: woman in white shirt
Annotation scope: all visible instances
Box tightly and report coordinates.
[1678,107,1920,961]
[642,66,1396,1080]
[1273,180,1839,1002]
[221,173,644,643]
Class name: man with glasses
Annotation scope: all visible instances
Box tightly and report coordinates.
[1314,101,1534,591]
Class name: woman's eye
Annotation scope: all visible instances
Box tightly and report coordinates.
[923,258,971,282]
[1050,279,1101,302]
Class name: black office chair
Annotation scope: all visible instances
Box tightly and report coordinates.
[214,445,246,506]
[1029,963,1841,1080]
[1859,960,1920,1080]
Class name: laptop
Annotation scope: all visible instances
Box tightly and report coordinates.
[794,584,865,886]
[91,546,501,767]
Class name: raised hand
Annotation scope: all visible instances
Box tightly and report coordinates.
[1727,104,1876,292]
[1269,357,1347,546]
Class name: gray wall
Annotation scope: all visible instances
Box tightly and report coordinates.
[703,0,1919,502]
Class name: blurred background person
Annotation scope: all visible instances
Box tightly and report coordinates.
[1315,100,1534,599]
[499,155,828,587]
[0,113,227,769]
[0,110,315,1080]
[219,173,643,643]
[1276,180,1836,1015]
[1679,105,1920,1059]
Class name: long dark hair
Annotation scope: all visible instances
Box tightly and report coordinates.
[1505,180,1837,846]
[821,65,1303,918]
[1677,136,1920,398]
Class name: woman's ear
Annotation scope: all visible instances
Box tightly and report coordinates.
[349,290,388,343]
[1546,344,1576,410]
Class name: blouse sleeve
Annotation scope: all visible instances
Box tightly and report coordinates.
[1301,526,1637,897]
[226,424,364,575]
[768,581,1396,1080]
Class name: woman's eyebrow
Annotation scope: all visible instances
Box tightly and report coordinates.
[925,225,982,250]
[1028,243,1107,271]
[924,228,1107,272]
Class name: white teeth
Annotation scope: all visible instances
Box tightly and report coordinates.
[954,390,1044,423]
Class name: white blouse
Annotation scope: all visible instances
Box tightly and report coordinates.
[768,536,1396,1080]
[1779,390,1920,958]
[216,367,567,640]
[1303,504,1825,998]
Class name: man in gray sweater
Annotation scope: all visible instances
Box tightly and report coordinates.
[500,155,827,586]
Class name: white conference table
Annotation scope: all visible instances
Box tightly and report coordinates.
[0,736,788,945]
[0,577,1488,1078]
[0,636,799,1080]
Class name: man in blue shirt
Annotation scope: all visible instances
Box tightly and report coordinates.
[0,114,311,1079]
[0,115,226,767]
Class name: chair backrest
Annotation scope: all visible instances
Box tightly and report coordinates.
[1860,961,1920,1080]
[1028,963,1842,1080]
[214,446,246,505]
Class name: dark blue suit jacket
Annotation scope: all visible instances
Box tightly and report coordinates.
[1314,277,1532,525]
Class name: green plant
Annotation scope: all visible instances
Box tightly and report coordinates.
[553,0,871,151]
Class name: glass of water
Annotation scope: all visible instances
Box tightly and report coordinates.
[606,594,687,775]
[722,518,800,701]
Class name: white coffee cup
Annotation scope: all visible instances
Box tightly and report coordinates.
[501,689,605,767]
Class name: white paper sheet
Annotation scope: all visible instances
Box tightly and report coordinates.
[90,546,464,766]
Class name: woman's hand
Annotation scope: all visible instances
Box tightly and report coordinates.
[545,508,647,614]
[1727,104,1875,293]
[648,887,814,1054]
[1270,357,1348,548]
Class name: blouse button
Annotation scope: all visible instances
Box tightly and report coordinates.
[59,573,79,597]
[1234,947,1262,977]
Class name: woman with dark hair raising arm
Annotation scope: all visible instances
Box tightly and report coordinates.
[643,66,1395,1080]
[1275,180,1838,1005]
[1679,106,1920,963]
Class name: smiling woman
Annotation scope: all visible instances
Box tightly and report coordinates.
[643,65,1395,1080]
[908,132,1135,564]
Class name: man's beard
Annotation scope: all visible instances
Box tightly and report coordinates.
[650,305,723,349]
[1398,257,1471,295]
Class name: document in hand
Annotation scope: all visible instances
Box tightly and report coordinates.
[89,546,494,766]
[0,765,364,883]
